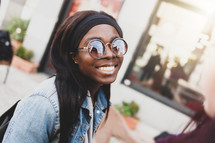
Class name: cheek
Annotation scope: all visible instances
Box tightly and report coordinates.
[76,54,95,74]
[118,57,124,68]
[78,60,94,74]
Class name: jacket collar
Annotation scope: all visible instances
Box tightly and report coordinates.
[81,88,108,111]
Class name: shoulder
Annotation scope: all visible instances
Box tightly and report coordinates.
[27,77,59,110]
[17,76,59,120]
[3,95,59,142]
[24,76,59,120]
[17,76,60,134]
[33,76,57,98]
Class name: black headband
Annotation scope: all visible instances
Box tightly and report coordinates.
[70,13,123,52]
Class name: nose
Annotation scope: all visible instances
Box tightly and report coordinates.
[103,43,116,59]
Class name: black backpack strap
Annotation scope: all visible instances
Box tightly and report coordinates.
[0,100,20,141]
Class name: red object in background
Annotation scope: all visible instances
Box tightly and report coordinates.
[101,0,124,13]
[67,0,84,17]
[186,101,202,112]
[67,0,124,18]
[11,56,38,73]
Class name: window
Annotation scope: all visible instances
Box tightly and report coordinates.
[122,0,213,116]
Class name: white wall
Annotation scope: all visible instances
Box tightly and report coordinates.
[111,0,190,134]
[0,0,9,27]
[0,0,26,28]
[23,0,64,64]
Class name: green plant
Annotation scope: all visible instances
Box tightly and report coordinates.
[6,18,30,42]
[115,101,139,120]
[16,46,34,61]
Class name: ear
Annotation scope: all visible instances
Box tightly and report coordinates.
[70,52,78,64]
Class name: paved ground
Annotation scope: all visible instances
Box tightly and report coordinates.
[0,65,48,115]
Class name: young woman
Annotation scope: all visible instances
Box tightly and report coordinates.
[3,10,127,143]
[156,49,215,143]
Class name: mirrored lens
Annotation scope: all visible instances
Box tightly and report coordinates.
[112,39,127,56]
[88,40,105,58]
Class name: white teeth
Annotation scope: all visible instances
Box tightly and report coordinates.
[98,66,115,71]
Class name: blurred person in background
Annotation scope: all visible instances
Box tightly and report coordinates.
[155,48,215,143]
[3,10,128,143]
[140,44,163,82]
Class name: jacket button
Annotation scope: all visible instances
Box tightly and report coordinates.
[96,110,100,114]
[77,136,83,141]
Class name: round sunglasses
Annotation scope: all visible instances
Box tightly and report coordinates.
[78,38,128,59]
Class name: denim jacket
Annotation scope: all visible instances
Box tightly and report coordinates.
[3,77,109,143]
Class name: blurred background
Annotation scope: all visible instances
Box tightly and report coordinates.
[1,0,215,142]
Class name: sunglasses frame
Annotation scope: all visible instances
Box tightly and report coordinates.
[78,37,128,59]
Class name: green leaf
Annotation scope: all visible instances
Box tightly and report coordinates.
[6,17,30,42]
[16,46,34,61]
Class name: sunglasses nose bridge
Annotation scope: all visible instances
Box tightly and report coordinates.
[105,43,111,48]
[103,43,116,58]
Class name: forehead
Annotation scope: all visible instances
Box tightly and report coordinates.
[82,24,120,41]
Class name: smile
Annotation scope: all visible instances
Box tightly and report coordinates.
[98,66,115,71]
[97,65,117,75]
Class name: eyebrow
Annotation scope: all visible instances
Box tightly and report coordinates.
[84,36,119,44]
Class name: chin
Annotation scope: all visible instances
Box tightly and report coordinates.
[99,78,116,84]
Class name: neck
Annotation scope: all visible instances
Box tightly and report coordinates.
[86,79,102,105]
[88,85,101,106]
[88,83,101,97]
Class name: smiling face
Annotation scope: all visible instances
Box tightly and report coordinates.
[74,24,124,86]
